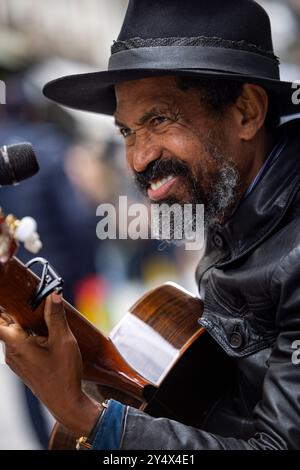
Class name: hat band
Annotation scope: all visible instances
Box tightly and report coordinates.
[108,46,280,79]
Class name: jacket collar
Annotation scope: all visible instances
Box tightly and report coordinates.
[208,119,300,262]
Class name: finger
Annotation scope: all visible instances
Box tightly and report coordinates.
[33,334,48,348]
[0,321,29,343]
[0,324,18,343]
[0,312,24,330]
[44,292,69,343]
[0,312,15,326]
[0,316,10,328]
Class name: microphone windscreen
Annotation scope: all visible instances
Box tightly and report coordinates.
[0,143,39,185]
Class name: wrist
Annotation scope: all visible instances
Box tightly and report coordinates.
[60,393,103,437]
[76,400,109,450]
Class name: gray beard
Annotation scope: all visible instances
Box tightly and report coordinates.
[151,161,240,246]
[204,162,240,227]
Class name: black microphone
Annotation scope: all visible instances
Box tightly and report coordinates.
[0,142,39,186]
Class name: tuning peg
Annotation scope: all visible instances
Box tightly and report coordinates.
[24,232,43,254]
[14,216,36,242]
[13,216,43,254]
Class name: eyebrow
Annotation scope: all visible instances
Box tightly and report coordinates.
[114,117,127,129]
[114,106,170,129]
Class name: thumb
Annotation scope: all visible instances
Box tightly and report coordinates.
[44,292,69,343]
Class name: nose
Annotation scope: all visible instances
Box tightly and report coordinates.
[128,132,163,173]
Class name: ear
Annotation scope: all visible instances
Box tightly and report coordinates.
[234,84,269,141]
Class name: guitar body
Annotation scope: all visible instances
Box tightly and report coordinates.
[49,283,233,449]
[0,194,233,449]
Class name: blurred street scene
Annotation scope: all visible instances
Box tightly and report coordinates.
[0,0,299,449]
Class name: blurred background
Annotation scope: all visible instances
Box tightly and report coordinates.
[0,0,299,449]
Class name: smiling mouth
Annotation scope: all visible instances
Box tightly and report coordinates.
[147,175,178,201]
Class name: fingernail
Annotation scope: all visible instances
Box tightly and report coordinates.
[52,292,63,304]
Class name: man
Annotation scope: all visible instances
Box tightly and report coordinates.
[1,0,300,450]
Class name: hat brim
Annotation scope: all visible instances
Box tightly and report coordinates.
[43,68,300,117]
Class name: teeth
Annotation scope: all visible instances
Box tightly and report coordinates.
[150,175,174,191]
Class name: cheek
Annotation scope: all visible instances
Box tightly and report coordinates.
[125,148,132,168]
[166,128,220,186]
[160,127,204,164]
[125,144,137,170]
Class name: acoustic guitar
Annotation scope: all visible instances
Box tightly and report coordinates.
[0,209,233,449]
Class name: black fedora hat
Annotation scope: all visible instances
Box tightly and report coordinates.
[43,0,300,117]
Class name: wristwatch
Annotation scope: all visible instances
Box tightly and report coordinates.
[75,401,108,450]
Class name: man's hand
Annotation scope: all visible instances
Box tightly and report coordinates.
[0,292,101,437]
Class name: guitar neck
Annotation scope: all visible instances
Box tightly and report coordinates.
[0,256,150,400]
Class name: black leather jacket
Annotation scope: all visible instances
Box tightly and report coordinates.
[121,120,300,450]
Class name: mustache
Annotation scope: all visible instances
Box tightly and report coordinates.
[134,157,191,194]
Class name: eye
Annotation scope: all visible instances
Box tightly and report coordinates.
[119,127,133,138]
[151,116,169,126]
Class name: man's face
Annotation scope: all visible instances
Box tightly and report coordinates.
[114,76,246,226]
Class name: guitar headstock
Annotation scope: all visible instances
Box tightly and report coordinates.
[0,208,42,264]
